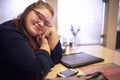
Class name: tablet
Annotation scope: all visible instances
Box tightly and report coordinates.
[61,52,104,68]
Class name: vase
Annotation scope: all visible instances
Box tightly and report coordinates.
[69,36,77,48]
[73,36,77,46]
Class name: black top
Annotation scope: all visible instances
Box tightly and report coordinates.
[0,21,62,80]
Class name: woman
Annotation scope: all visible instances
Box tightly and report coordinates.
[0,0,62,80]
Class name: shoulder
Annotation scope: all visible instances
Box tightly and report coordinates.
[0,20,26,39]
[0,20,16,30]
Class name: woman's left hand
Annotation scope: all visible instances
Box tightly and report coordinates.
[47,26,60,50]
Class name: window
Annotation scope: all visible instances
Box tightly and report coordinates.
[58,0,105,45]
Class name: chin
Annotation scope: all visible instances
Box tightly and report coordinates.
[29,31,37,37]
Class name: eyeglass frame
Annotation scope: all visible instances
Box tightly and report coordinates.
[32,9,52,27]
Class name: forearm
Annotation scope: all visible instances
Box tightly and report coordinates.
[51,41,62,64]
[48,31,60,50]
[34,50,54,80]
[48,27,60,50]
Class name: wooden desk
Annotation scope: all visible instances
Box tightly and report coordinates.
[45,45,120,79]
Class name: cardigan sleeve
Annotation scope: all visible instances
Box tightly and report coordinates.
[51,40,63,64]
[0,25,54,80]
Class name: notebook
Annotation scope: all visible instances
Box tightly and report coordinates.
[61,52,104,68]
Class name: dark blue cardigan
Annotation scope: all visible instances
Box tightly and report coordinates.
[0,21,62,80]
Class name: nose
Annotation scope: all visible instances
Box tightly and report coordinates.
[38,21,44,27]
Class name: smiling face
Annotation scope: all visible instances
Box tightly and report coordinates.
[26,8,52,37]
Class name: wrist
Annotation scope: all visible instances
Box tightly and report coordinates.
[40,44,50,54]
[49,26,57,36]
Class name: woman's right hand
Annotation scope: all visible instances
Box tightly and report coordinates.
[37,34,50,54]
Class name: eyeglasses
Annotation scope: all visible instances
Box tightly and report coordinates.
[32,9,52,27]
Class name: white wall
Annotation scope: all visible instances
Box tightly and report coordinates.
[0,0,38,24]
